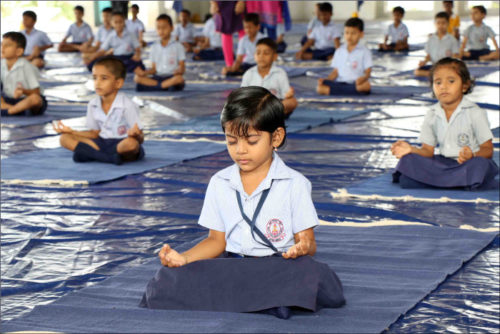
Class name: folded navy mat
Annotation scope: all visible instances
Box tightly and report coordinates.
[1,140,225,184]
[2,224,496,333]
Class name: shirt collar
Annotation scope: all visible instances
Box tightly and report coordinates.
[434,97,472,121]
[91,92,124,115]
[23,28,38,35]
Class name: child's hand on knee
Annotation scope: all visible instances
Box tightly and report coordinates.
[458,146,473,164]
[391,140,412,158]
[159,244,188,267]
[52,120,72,134]
[13,84,23,99]
[418,60,426,68]
[127,123,142,138]
[282,233,311,259]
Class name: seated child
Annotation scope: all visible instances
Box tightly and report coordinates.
[134,14,185,91]
[53,56,144,165]
[222,13,265,76]
[193,14,224,61]
[81,7,114,63]
[460,5,499,61]
[126,4,147,48]
[443,0,460,40]
[1,32,47,116]
[142,86,344,319]
[173,9,196,53]
[295,2,341,61]
[378,6,409,52]
[58,5,94,53]
[241,38,297,116]
[317,18,372,96]
[392,58,498,190]
[300,3,321,45]
[21,10,53,69]
[276,23,287,53]
[87,11,144,73]
[415,12,459,77]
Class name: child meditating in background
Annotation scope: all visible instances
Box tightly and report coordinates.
[392,58,498,190]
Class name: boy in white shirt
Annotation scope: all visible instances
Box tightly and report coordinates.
[193,14,224,61]
[21,10,53,69]
[173,9,196,53]
[126,4,146,48]
[81,7,113,63]
[378,6,409,52]
[58,5,94,53]
[460,5,499,61]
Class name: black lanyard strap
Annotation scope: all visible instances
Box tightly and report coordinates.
[236,186,279,253]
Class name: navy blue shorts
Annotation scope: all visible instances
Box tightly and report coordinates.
[462,48,490,60]
[225,62,253,76]
[306,47,335,61]
[322,80,369,96]
[1,94,48,116]
[277,41,287,53]
[92,137,145,161]
[136,75,185,92]
[194,48,224,61]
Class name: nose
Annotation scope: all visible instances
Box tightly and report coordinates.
[236,141,247,154]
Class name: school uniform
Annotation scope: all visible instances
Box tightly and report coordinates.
[420,33,459,70]
[301,17,321,45]
[195,17,224,61]
[276,24,287,53]
[136,39,186,92]
[226,32,266,76]
[463,23,495,60]
[126,18,145,40]
[379,22,409,51]
[307,22,341,60]
[323,43,372,95]
[241,65,291,100]
[173,23,196,44]
[21,28,52,59]
[139,153,345,318]
[394,98,498,190]
[64,22,93,43]
[95,25,114,44]
[0,58,47,116]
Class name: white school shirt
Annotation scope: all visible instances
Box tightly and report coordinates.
[241,65,291,100]
[86,92,142,139]
[100,29,140,56]
[65,22,93,43]
[387,22,409,44]
[198,152,319,257]
[202,18,222,48]
[21,28,52,56]
[1,58,42,97]
[419,97,493,158]
[96,25,114,44]
[307,17,321,37]
[173,23,196,43]
[150,39,186,76]
[425,33,459,63]
[309,22,341,50]
[464,23,495,50]
[126,18,145,39]
[236,32,266,64]
[330,43,372,84]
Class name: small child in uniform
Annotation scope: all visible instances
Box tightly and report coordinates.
[1,32,48,116]
[126,4,147,48]
[392,58,498,190]
[58,5,94,53]
[300,3,321,45]
[443,1,460,40]
[193,14,224,61]
[317,18,372,96]
[134,14,185,92]
[275,23,287,53]
[295,2,341,61]
[82,7,114,64]
[378,6,409,52]
[53,56,144,165]
[241,38,297,116]
[415,12,459,77]
[460,5,499,61]
[21,10,53,69]
[173,9,196,53]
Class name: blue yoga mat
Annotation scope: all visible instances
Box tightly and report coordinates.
[1,104,87,127]
[2,224,496,333]
[1,140,225,184]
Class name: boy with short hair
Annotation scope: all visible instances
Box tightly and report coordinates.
[134,14,185,91]
[241,37,297,116]
[317,18,372,95]
[81,7,114,62]
[222,13,265,76]
[126,4,146,48]
[58,5,94,52]
[1,32,48,116]
[443,1,460,40]
[295,2,341,61]
[378,6,409,52]
[414,12,459,77]
[193,14,224,61]
[173,9,196,52]
[460,5,499,60]
[88,11,144,73]
[21,10,53,69]
[53,56,144,165]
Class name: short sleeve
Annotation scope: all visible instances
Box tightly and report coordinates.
[23,63,40,90]
[403,24,409,38]
[65,25,72,38]
[279,70,291,97]
[149,44,157,63]
[333,26,342,39]
[419,110,437,147]
[307,18,315,31]
[85,104,99,130]
[330,50,340,69]
[362,48,373,70]
[130,34,140,49]
[241,70,251,87]
[290,177,319,234]
[236,37,245,56]
[177,43,186,61]
[100,34,112,50]
[309,26,318,41]
[41,32,52,46]
[87,25,94,39]
[203,22,210,37]
[198,177,225,232]
[124,100,142,129]
[464,25,472,39]
[140,21,145,32]
[470,108,493,145]
[486,26,495,38]
[451,37,459,54]
[172,26,179,39]
[424,38,431,54]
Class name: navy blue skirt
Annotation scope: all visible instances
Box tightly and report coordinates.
[394,154,499,190]
[139,255,345,318]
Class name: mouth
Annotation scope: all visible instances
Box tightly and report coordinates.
[237,159,251,165]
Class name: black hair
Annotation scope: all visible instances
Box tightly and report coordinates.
[319,2,333,14]
[473,5,487,15]
[429,57,474,96]
[181,9,191,16]
[94,56,126,80]
[204,14,213,22]
[74,5,84,13]
[102,7,112,13]
[112,11,126,19]
[131,4,139,10]
[221,87,286,148]
[244,13,260,26]
[443,1,454,5]
[393,6,405,16]
[256,37,277,53]
[435,11,450,21]
[157,14,173,27]
[345,17,364,32]
[22,10,37,21]
[2,31,26,50]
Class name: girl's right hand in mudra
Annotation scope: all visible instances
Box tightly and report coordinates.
[159,244,188,268]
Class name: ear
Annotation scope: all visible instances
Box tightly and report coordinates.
[360,31,365,39]
[16,48,24,58]
[462,80,471,93]
[272,53,278,61]
[115,78,125,90]
[271,127,285,149]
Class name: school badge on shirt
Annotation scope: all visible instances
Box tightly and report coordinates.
[118,125,127,136]
[266,219,286,242]
[457,133,470,146]
[351,61,358,70]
